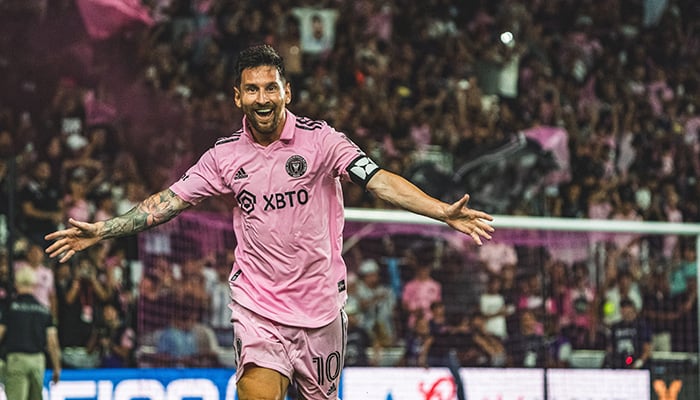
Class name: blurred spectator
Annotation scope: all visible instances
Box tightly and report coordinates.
[198,256,218,294]
[345,271,362,325]
[438,250,484,318]
[661,188,683,260]
[670,275,698,353]
[544,259,568,319]
[425,301,470,367]
[669,238,697,296]
[604,298,651,369]
[479,274,510,339]
[87,303,135,368]
[62,168,95,224]
[60,139,104,191]
[104,245,136,326]
[138,255,177,333]
[642,268,676,352]
[148,302,219,368]
[553,182,586,218]
[559,262,596,347]
[586,185,614,256]
[545,316,573,368]
[0,267,61,399]
[41,136,66,190]
[18,160,63,248]
[464,311,507,367]
[176,256,209,314]
[0,250,11,310]
[403,312,432,367]
[602,270,643,327]
[207,251,234,346]
[275,14,303,88]
[608,197,644,276]
[83,125,117,168]
[92,186,116,222]
[115,178,148,215]
[0,140,13,223]
[343,301,375,367]
[56,255,110,369]
[13,241,57,319]
[401,261,442,331]
[84,243,118,309]
[506,310,547,368]
[515,272,544,318]
[500,263,519,330]
[355,258,397,346]
[380,235,403,313]
[48,77,85,138]
[478,242,518,275]
[549,262,605,350]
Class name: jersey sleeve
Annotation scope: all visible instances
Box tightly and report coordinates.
[169,147,232,204]
[322,126,381,189]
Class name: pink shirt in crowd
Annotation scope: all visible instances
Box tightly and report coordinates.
[14,263,55,309]
[401,277,442,327]
[170,111,374,328]
[64,195,92,222]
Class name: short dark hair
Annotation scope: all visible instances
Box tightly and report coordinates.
[233,44,286,88]
[619,298,636,309]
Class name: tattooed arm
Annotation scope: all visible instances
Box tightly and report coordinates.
[45,189,191,262]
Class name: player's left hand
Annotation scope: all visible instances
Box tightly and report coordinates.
[443,194,494,245]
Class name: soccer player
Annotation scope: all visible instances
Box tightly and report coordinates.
[45,44,494,399]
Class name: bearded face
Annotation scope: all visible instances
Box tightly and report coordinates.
[234,66,291,144]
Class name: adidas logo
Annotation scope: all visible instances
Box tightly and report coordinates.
[326,382,337,396]
[234,167,248,180]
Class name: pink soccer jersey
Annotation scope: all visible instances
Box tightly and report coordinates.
[170,110,380,328]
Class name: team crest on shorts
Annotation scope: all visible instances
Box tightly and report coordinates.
[285,155,307,177]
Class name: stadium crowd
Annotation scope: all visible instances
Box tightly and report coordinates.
[0,0,699,370]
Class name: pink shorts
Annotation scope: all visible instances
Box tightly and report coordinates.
[231,301,347,399]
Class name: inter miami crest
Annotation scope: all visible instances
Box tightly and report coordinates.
[285,155,307,178]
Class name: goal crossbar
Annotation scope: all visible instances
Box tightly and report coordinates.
[344,208,700,235]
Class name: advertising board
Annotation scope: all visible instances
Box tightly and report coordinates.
[0,367,649,400]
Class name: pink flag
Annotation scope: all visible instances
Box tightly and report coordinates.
[77,0,154,40]
[523,125,572,185]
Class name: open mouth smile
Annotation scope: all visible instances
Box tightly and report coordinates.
[255,108,273,118]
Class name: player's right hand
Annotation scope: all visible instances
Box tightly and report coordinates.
[45,218,102,262]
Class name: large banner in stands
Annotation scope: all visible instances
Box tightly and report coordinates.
[0,367,649,400]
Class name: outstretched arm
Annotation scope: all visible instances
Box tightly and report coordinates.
[45,189,191,262]
[365,170,494,245]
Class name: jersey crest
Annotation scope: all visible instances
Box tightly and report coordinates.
[285,155,308,178]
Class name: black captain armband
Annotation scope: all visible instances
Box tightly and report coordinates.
[346,154,381,188]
